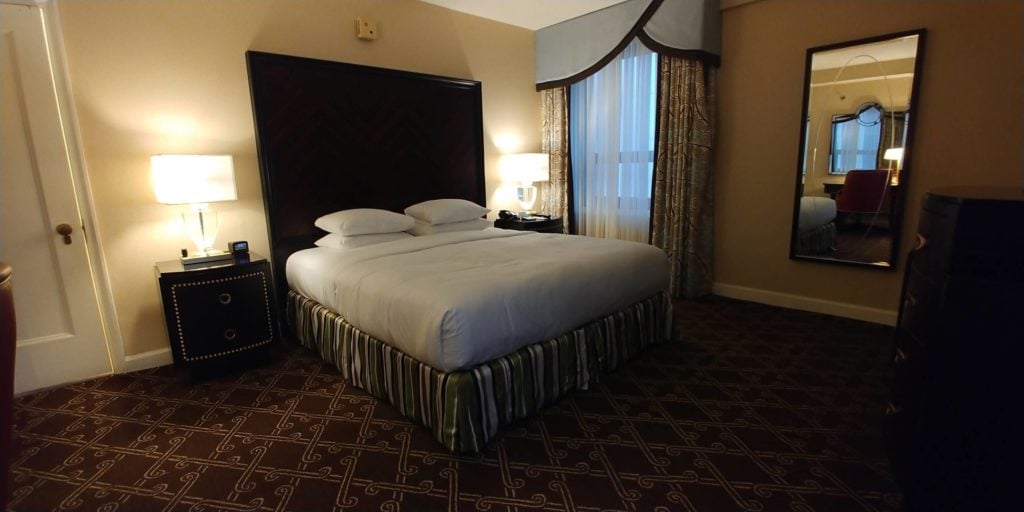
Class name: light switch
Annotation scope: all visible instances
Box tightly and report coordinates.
[355,17,378,41]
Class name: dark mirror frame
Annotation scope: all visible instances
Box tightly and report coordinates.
[789,28,927,270]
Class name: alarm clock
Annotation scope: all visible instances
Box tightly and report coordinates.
[228,240,249,254]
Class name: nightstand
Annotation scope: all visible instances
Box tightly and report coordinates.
[155,252,277,380]
[494,216,564,233]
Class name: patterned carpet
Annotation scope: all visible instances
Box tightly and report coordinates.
[8,296,900,511]
[834,228,893,264]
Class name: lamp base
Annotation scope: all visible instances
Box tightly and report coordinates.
[517,183,538,213]
[181,249,234,266]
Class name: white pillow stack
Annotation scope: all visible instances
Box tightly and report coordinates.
[314,208,415,249]
[314,208,415,235]
[404,199,491,236]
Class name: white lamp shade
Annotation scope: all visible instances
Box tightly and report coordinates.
[883,147,904,162]
[151,154,237,204]
[500,153,550,183]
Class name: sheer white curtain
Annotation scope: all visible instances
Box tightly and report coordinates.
[570,38,656,243]
[831,107,882,173]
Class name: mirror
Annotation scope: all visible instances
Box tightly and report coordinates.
[790,30,925,268]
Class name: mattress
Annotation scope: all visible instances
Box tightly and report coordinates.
[798,196,837,232]
[286,229,669,372]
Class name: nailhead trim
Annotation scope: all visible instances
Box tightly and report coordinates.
[169,268,274,362]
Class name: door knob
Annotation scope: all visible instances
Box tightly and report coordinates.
[55,224,73,245]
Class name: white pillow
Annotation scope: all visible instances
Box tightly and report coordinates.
[408,218,491,236]
[314,208,415,235]
[404,199,489,225]
[314,232,412,249]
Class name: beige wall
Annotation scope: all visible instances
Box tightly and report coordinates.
[716,0,1023,311]
[57,0,540,357]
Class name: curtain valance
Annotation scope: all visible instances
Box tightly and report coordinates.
[536,0,720,90]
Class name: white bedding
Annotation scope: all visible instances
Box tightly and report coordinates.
[798,196,837,232]
[287,229,669,372]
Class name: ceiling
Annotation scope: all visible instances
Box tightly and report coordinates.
[812,36,920,70]
[419,0,631,30]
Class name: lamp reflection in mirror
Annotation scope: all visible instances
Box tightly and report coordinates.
[500,153,550,213]
[151,155,237,261]
[884,147,905,184]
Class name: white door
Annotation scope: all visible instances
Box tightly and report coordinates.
[0,3,112,394]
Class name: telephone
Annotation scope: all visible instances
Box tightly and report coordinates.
[498,210,519,221]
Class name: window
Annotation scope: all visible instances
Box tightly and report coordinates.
[570,39,657,243]
[830,103,883,174]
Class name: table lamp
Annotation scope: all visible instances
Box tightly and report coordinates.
[884,147,904,185]
[151,154,237,265]
[501,153,549,214]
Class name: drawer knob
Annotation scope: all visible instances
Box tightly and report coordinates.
[885,402,902,416]
[905,294,918,308]
[218,293,232,305]
[914,233,928,251]
[894,347,908,364]
[223,328,238,341]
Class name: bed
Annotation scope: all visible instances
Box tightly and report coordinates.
[247,51,672,452]
[796,196,837,255]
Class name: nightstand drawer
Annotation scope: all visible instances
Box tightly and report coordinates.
[893,327,924,360]
[899,267,942,344]
[912,204,955,278]
[168,271,274,361]
[891,349,926,408]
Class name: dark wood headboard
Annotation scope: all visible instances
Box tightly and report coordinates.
[246,51,485,312]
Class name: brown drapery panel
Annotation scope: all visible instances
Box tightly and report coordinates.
[876,111,908,169]
[650,56,716,298]
[541,87,569,227]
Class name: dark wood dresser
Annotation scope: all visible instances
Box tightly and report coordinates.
[1,262,15,510]
[888,187,1024,511]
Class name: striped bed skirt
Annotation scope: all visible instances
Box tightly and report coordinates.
[287,290,673,453]
[797,221,837,255]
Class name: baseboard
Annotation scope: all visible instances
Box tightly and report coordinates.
[712,282,898,326]
[123,347,174,373]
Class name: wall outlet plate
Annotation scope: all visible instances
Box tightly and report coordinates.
[355,17,378,40]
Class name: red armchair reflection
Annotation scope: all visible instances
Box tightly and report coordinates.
[835,169,892,226]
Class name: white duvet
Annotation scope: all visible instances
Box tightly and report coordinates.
[798,196,837,232]
[286,229,669,372]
